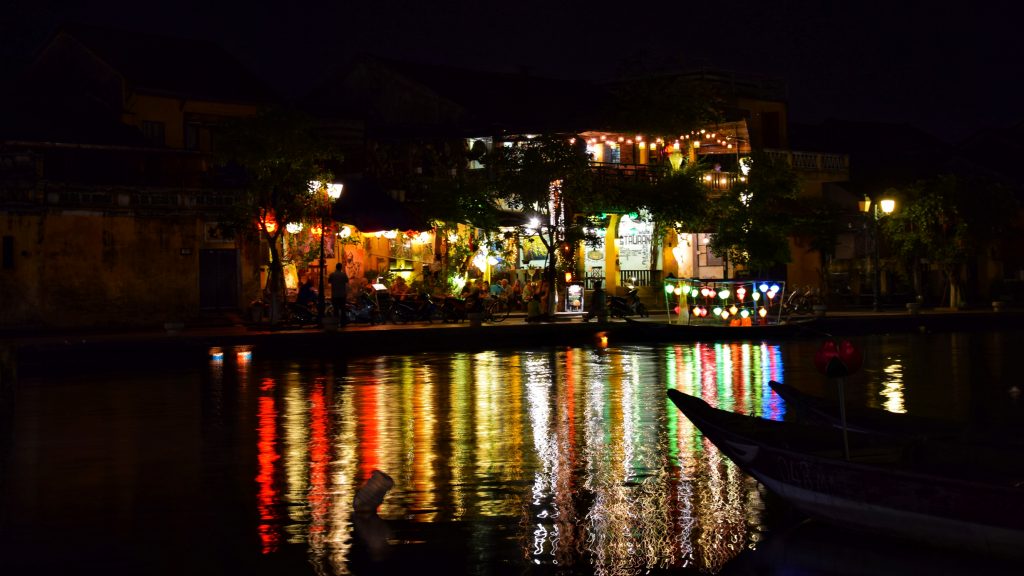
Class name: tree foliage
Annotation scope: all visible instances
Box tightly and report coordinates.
[486,135,595,313]
[215,106,344,323]
[883,174,1017,305]
[707,152,800,276]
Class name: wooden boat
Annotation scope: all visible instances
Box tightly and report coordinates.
[667,388,1024,557]
[767,380,962,439]
[621,316,822,341]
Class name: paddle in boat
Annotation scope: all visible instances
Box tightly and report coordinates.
[666,388,1024,558]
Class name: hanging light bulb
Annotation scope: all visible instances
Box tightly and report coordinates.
[759,307,768,318]
[718,289,730,300]
[729,305,738,315]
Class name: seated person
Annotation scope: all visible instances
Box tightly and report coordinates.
[490,279,505,299]
[525,293,549,323]
[390,276,410,300]
[296,278,318,309]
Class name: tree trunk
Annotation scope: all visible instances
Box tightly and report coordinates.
[265,231,286,324]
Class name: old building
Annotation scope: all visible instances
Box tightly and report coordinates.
[1,25,278,328]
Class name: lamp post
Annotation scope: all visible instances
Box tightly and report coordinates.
[860,196,895,311]
[311,181,343,323]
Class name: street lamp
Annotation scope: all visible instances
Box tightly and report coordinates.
[310,180,343,322]
[860,195,895,311]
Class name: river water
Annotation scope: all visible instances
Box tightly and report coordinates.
[3,330,1023,575]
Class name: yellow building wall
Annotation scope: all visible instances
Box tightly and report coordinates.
[1,210,261,328]
[124,94,261,150]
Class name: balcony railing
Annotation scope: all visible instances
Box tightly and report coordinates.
[764,149,849,173]
[590,162,666,183]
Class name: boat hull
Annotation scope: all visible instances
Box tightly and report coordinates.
[668,389,1024,557]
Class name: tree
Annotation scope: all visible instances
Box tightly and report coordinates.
[487,135,595,315]
[216,107,344,324]
[707,152,800,277]
[883,174,1016,307]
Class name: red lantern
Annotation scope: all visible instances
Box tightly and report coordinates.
[838,339,863,375]
[814,339,863,378]
[814,340,839,376]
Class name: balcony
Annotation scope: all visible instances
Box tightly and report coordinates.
[764,149,849,173]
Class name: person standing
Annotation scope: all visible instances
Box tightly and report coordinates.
[581,280,607,322]
[328,263,349,322]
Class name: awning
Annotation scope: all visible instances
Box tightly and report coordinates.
[331,177,430,233]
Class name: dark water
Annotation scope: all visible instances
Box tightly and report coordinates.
[3,330,1023,575]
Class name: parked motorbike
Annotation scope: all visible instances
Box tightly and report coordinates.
[285,300,319,326]
[344,292,381,325]
[608,287,649,318]
[440,297,468,323]
[388,292,442,323]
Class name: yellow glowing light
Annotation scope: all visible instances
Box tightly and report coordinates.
[729,305,738,315]
[720,310,730,320]
[759,307,768,318]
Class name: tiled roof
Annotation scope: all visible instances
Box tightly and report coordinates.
[59,24,278,104]
[307,54,608,135]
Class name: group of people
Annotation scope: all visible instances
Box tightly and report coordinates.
[294,267,576,324]
[294,263,352,322]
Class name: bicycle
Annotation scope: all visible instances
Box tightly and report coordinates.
[483,296,511,323]
[783,285,822,316]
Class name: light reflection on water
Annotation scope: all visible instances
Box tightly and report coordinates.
[6,331,1024,575]
[227,343,790,575]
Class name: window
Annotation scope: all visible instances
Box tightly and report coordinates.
[607,142,620,164]
[141,121,165,146]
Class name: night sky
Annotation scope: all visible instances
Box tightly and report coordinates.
[4,1,1020,143]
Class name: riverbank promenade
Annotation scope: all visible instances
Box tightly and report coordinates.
[3,305,1021,378]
